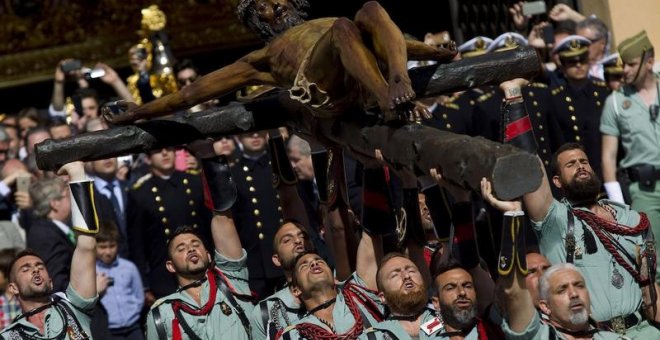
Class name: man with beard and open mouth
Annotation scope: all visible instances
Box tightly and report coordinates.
[144,144,255,340]
[1,161,100,339]
[105,0,457,125]
[481,78,660,338]
[358,254,502,340]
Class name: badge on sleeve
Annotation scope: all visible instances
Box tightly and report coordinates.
[421,316,444,335]
[220,302,233,316]
[622,100,631,110]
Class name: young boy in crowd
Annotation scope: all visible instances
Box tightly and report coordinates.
[96,223,144,340]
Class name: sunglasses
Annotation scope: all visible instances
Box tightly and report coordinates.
[177,75,199,87]
[561,55,589,67]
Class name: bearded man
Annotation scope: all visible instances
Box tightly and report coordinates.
[359,255,502,340]
[144,152,255,340]
[1,161,99,339]
[480,78,660,338]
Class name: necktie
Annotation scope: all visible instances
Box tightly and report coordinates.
[106,182,126,235]
[66,230,76,245]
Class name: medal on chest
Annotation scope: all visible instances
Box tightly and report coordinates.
[220,301,233,315]
[612,267,624,289]
[421,316,444,336]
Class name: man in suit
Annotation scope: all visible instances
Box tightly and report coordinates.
[88,157,130,258]
[26,178,74,292]
[127,147,211,304]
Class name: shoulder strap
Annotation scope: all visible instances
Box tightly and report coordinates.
[566,208,576,263]
[260,300,270,331]
[152,306,168,340]
[216,272,253,339]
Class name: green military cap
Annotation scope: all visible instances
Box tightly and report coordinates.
[618,30,654,64]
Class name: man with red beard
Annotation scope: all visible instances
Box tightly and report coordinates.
[1,161,100,339]
[481,79,660,337]
[144,151,255,340]
[359,255,502,340]
[359,253,431,339]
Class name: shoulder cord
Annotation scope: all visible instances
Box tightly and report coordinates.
[572,209,651,284]
[171,267,253,340]
[11,296,89,340]
[266,299,297,339]
[291,287,366,340]
[342,283,384,322]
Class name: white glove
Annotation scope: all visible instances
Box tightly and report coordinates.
[604,181,625,204]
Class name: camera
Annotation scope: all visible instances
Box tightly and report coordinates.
[61,60,82,73]
[522,1,547,16]
[82,67,106,80]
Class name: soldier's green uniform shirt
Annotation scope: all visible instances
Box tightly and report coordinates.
[250,285,303,339]
[532,199,660,338]
[280,273,385,339]
[145,249,254,340]
[599,75,660,170]
[600,75,660,284]
[502,310,627,339]
[359,304,505,339]
[0,285,97,339]
[359,309,481,340]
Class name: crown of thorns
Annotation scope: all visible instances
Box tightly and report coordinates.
[236,0,310,24]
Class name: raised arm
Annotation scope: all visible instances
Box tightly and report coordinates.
[59,161,98,299]
[483,185,536,332]
[96,62,135,102]
[356,229,381,291]
[498,218,536,332]
[431,168,495,312]
[192,139,243,260]
[499,79,554,222]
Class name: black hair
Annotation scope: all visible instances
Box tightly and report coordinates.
[550,142,587,176]
[166,225,205,259]
[174,59,200,76]
[8,249,43,282]
[289,250,320,287]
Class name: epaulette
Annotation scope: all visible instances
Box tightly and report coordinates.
[602,199,629,210]
[477,92,493,103]
[132,173,152,190]
[592,79,607,87]
[151,297,168,309]
[281,325,297,335]
[552,86,565,96]
[529,82,548,88]
[186,168,201,176]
